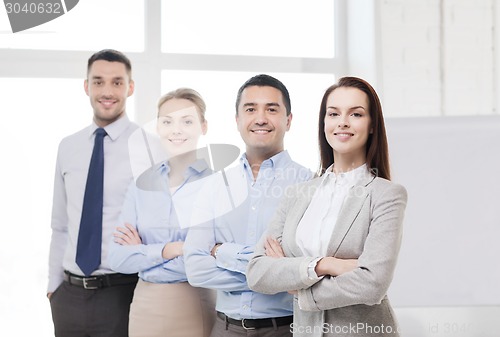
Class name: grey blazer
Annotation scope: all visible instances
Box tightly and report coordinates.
[247,174,407,337]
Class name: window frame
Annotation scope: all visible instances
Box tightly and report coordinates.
[0,0,347,125]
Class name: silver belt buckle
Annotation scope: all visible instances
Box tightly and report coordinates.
[82,276,99,289]
[241,319,256,330]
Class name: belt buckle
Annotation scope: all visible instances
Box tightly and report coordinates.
[241,319,256,330]
[82,276,100,290]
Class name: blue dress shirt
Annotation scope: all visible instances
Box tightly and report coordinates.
[108,159,212,283]
[184,151,312,319]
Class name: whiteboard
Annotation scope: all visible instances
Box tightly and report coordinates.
[386,115,500,306]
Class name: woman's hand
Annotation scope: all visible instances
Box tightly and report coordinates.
[264,237,285,258]
[264,237,297,293]
[315,257,358,277]
[162,241,184,260]
[113,223,142,245]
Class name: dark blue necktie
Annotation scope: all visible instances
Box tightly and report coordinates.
[76,128,107,276]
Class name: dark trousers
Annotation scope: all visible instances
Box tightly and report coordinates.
[50,280,136,337]
[210,314,293,337]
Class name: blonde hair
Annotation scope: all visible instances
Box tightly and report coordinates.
[157,88,206,122]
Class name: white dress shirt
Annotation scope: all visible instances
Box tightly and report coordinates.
[296,164,370,257]
[48,115,139,292]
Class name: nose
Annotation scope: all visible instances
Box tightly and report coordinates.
[254,109,268,125]
[101,83,114,97]
[171,122,182,134]
[338,115,349,128]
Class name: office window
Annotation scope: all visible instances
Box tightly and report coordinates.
[0,78,136,333]
[0,78,88,335]
[161,0,335,58]
[0,0,144,51]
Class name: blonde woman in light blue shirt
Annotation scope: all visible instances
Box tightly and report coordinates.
[109,88,215,337]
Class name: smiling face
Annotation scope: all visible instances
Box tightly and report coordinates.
[324,87,372,169]
[84,60,134,127]
[157,98,207,158]
[236,85,292,162]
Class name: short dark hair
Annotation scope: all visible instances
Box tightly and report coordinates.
[235,74,291,116]
[318,76,391,180]
[87,49,132,79]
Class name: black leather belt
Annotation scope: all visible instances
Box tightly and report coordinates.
[217,311,293,330]
[64,271,138,290]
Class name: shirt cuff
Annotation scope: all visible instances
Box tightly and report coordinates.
[307,257,324,281]
[144,243,165,266]
[214,242,238,270]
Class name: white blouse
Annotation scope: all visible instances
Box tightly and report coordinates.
[296,164,370,257]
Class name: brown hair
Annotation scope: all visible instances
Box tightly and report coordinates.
[317,76,390,180]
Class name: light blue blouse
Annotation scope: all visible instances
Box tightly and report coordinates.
[108,159,211,283]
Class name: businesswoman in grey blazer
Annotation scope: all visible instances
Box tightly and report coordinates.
[247,76,407,337]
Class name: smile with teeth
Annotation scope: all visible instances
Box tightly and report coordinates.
[251,129,272,134]
[169,139,187,143]
[99,99,117,107]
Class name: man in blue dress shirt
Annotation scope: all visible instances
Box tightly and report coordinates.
[184,74,312,337]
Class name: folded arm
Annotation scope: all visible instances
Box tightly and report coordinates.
[298,183,408,311]
[108,184,186,277]
[247,185,322,293]
[184,225,251,292]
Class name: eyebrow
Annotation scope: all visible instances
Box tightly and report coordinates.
[160,114,196,119]
[327,105,366,111]
[242,102,281,108]
[90,76,125,81]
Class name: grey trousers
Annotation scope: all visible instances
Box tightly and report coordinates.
[210,314,293,337]
[50,281,136,337]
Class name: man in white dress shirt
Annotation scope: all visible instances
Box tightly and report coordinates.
[47,49,139,337]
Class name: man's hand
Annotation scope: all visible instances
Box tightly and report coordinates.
[211,243,222,258]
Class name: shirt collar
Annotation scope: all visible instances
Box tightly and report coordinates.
[157,158,210,176]
[323,163,370,186]
[239,150,291,172]
[89,114,131,141]
[189,158,210,174]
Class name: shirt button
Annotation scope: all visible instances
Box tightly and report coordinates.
[242,305,249,310]
[251,206,256,211]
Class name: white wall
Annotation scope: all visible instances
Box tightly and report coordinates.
[380,0,497,117]
[347,0,499,118]
[345,2,500,336]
